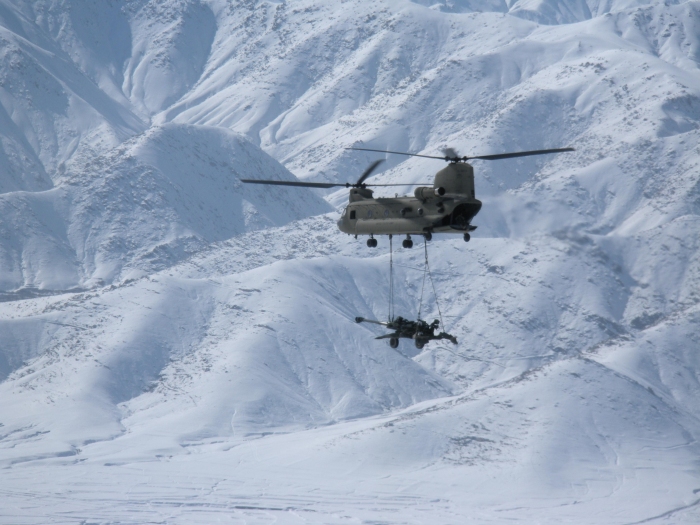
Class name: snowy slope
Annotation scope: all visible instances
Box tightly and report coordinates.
[0,0,699,523]
[0,123,329,293]
[2,223,699,523]
[0,0,144,191]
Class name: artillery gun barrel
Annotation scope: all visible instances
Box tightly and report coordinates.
[355,317,388,326]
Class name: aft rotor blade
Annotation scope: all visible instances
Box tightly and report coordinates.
[240,179,347,189]
[355,159,384,186]
[348,146,575,162]
[468,147,575,161]
[347,147,446,160]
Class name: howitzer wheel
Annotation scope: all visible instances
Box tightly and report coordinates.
[389,337,399,349]
[415,339,425,349]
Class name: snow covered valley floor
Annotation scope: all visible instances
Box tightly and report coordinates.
[3,383,700,525]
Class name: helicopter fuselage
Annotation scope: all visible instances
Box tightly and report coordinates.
[337,162,482,237]
[242,146,572,242]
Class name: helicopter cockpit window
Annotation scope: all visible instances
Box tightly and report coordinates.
[350,209,356,220]
[341,208,347,217]
[367,209,373,218]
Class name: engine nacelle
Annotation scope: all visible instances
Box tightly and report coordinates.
[414,186,444,201]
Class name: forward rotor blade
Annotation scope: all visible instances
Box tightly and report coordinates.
[241,178,432,189]
[356,159,384,186]
[347,147,446,160]
[240,179,347,189]
[364,183,432,187]
[469,147,575,161]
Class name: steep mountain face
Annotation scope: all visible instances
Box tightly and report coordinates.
[0,1,699,523]
[0,0,144,190]
[0,124,330,292]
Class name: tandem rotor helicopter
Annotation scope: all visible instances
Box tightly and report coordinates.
[243,144,573,349]
[242,145,574,248]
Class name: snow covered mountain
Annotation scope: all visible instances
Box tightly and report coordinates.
[0,123,329,293]
[0,0,699,523]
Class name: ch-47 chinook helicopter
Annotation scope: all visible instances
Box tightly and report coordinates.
[241,146,574,248]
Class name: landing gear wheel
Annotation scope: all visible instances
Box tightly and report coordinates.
[423,232,432,241]
[402,235,413,249]
[389,337,399,349]
[463,233,471,242]
[367,237,378,248]
[415,339,425,350]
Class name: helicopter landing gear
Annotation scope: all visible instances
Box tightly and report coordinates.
[389,337,399,349]
[367,236,378,248]
[423,232,432,241]
[463,233,471,242]
[402,235,413,249]
[415,338,425,349]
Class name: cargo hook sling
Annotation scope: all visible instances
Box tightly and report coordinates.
[388,234,395,321]
[417,237,445,331]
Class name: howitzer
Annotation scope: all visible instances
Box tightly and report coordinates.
[355,316,457,349]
